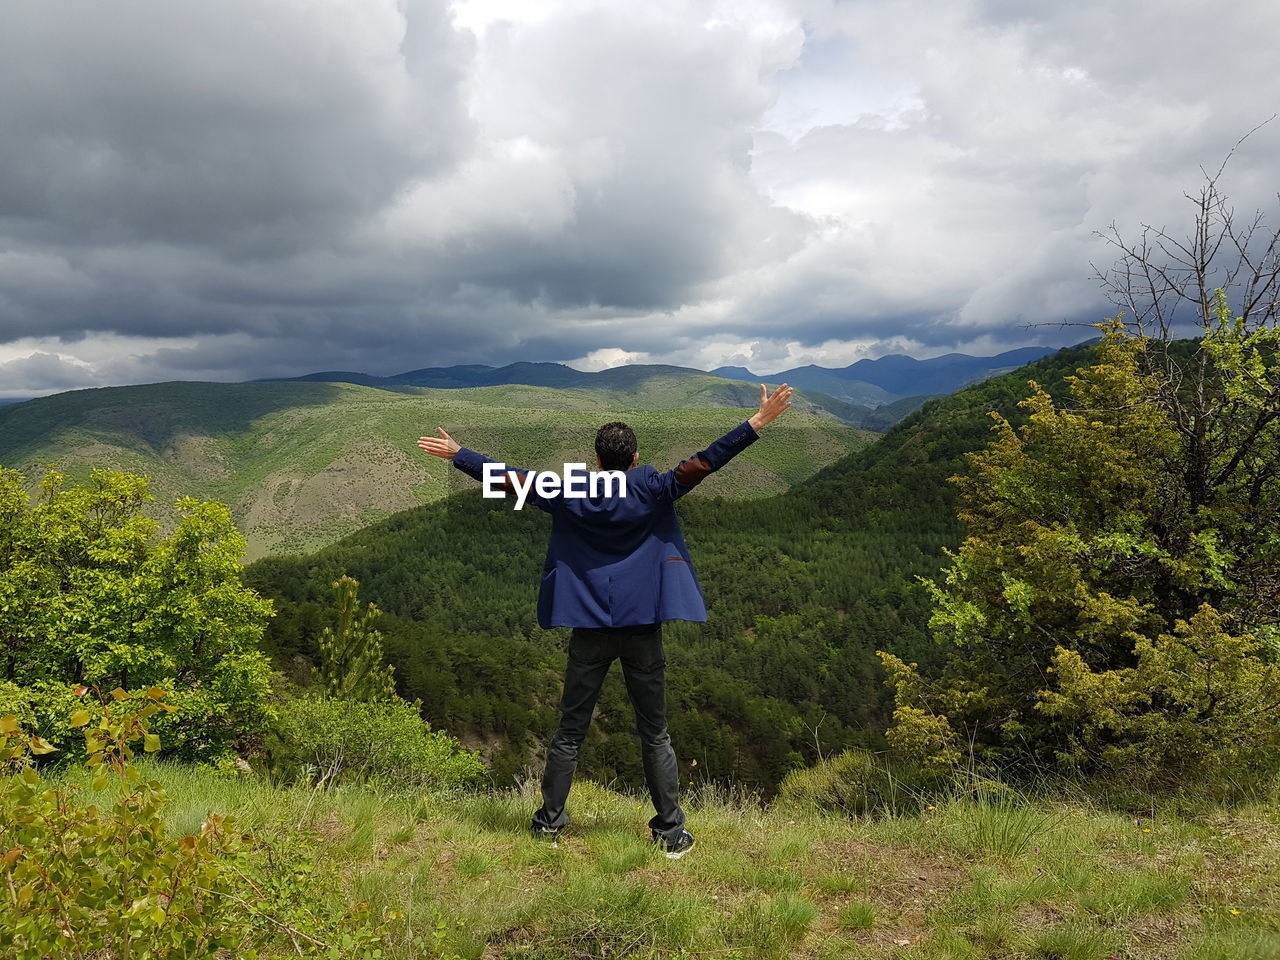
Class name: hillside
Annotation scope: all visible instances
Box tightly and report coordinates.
[0,375,870,559]
[277,359,885,403]
[273,352,1064,434]
[248,344,1097,790]
[273,360,934,429]
[277,362,875,418]
[82,762,1280,959]
[336,346,1062,400]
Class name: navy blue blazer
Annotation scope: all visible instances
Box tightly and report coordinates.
[452,420,759,628]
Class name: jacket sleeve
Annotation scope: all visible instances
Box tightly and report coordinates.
[452,448,556,513]
[646,420,759,503]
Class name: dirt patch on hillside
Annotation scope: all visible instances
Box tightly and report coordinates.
[166,435,231,481]
[241,442,427,553]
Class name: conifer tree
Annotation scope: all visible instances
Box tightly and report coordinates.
[317,576,396,701]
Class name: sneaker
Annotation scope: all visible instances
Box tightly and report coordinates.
[653,828,696,860]
[530,824,565,845]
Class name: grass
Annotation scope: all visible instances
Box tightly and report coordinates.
[67,761,1280,959]
[838,899,877,930]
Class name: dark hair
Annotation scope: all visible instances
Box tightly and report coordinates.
[595,421,637,471]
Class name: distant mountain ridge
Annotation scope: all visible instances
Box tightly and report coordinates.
[275,362,728,392]
[274,347,1057,420]
[710,345,1056,399]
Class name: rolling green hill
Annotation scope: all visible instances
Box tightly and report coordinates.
[276,360,925,429]
[248,344,1096,791]
[0,373,872,559]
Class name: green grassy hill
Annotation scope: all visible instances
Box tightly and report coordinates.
[282,360,897,412]
[0,375,871,559]
[73,762,1280,959]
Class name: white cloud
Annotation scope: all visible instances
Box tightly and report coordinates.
[565,347,655,371]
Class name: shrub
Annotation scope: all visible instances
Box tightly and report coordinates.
[777,748,949,816]
[0,688,397,959]
[0,467,276,761]
[0,681,80,755]
[1038,604,1280,776]
[269,695,487,791]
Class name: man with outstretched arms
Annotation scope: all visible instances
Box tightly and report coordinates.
[418,383,794,859]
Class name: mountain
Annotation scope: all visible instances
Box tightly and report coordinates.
[0,376,871,560]
[853,393,942,431]
[836,345,1057,394]
[274,363,883,425]
[711,364,896,406]
[282,361,758,392]
[710,346,1057,404]
[276,354,1068,430]
[248,343,1095,789]
[274,361,921,427]
[708,365,757,380]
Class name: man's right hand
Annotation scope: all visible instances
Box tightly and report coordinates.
[748,383,793,432]
[417,427,461,460]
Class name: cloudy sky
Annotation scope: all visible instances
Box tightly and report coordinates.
[0,0,1277,396]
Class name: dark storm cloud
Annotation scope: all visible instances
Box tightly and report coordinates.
[0,0,469,254]
[0,0,1277,395]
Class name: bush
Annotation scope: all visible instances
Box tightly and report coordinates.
[777,748,949,816]
[1,689,397,959]
[0,467,276,761]
[1038,604,1280,777]
[0,681,80,755]
[269,695,487,792]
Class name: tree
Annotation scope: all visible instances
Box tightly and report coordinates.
[0,467,274,760]
[881,316,1280,782]
[880,160,1280,784]
[317,575,396,701]
[1095,142,1280,625]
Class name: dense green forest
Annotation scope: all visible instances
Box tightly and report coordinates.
[247,344,1096,792]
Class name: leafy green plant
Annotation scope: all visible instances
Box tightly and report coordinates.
[777,748,949,816]
[0,466,275,762]
[882,319,1280,783]
[269,694,486,792]
[0,688,401,959]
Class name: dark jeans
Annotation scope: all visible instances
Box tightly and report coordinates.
[531,622,686,842]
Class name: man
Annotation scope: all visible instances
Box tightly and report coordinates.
[417,382,794,858]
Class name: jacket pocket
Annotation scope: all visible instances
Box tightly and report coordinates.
[658,554,704,618]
